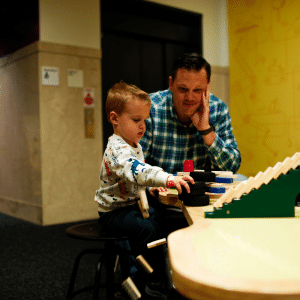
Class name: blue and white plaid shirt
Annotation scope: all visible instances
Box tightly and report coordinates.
[139,89,241,174]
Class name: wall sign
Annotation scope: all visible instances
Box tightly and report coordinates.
[83,88,95,108]
[68,69,84,88]
[42,66,60,86]
[83,87,95,138]
[85,108,95,139]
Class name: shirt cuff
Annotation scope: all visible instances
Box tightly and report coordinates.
[155,171,170,186]
[206,132,223,154]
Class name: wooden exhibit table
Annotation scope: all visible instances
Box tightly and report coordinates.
[167,206,300,300]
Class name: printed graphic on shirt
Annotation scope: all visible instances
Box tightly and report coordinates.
[128,158,146,182]
[118,181,128,198]
[104,159,112,176]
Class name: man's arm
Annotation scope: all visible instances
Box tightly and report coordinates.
[191,84,216,147]
[207,103,241,173]
[191,89,241,173]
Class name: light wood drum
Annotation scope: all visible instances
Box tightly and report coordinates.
[168,218,300,300]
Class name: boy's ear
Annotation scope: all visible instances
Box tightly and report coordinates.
[109,111,118,125]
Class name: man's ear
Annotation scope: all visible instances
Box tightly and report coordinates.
[169,76,174,92]
[109,111,118,125]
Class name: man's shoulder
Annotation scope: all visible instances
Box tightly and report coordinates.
[210,93,222,103]
[210,93,228,109]
[149,89,171,105]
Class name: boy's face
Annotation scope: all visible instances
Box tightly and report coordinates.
[111,98,150,147]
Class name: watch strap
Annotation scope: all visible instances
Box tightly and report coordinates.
[199,124,214,136]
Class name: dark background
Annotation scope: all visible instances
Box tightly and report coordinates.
[101,0,202,146]
[0,0,202,148]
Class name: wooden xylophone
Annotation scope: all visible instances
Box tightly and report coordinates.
[207,152,300,218]
[159,170,238,208]
[159,152,300,219]
[166,153,300,299]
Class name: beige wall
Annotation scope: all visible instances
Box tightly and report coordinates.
[38,42,102,225]
[0,46,42,222]
[210,66,230,109]
[39,0,101,50]
[0,42,102,225]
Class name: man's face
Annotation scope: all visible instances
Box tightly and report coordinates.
[169,68,209,125]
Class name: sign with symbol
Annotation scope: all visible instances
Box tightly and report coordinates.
[42,66,60,86]
[68,69,84,88]
[83,88,95,108]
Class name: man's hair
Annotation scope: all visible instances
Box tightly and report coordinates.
[171,53,211,82]
[106,82,151,122]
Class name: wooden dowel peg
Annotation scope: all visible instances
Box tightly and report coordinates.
[136,255,154,274]
[147,238,167,249]
[122,277,141,300]
[137,200,149,218]
[138,188,149,218]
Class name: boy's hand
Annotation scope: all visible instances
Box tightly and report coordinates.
[150,187,168,199]
[167,175,194,194]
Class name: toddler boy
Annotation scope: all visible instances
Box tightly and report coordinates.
[95,82,193,298]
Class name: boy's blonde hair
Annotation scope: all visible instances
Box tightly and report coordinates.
[106,82,151,122]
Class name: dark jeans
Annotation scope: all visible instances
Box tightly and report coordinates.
[99,204,166,280]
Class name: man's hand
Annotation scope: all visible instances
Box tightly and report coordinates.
[191,83,210,131]
[190,83,215,146]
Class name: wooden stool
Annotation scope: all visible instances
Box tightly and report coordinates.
[65,222,131,300]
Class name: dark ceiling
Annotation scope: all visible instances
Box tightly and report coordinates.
[0,1,39,56]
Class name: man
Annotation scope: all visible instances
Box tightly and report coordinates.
[140,53,241,175]
[140,54,242,299]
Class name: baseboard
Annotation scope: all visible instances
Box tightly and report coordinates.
[0,195,99,225]
[0,195,43,225]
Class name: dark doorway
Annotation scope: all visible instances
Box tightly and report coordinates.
[101,0,202,146]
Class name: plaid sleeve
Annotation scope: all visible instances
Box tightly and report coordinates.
[139,114,152,160]
[139,90,166,161]
[208,96,241,173]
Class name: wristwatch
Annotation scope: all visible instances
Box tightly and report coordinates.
[199,123,215,136]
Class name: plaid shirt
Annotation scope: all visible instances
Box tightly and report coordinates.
[139,89,241,174]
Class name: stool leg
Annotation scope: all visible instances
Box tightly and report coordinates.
[93,254,105,300]
[105,241,117,300]
[66,249,91,300]
[66,249,103,300]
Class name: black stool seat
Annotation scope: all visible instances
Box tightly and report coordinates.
[65,222,131,300]
[66,222,130,241]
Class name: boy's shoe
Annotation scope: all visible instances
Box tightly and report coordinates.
[115,289,131,300]
[145,280,168,300]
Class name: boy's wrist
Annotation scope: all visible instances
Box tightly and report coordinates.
[167,175,175,188]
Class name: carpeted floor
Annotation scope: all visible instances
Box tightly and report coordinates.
[0,210,187,300]
[0,213,109,300]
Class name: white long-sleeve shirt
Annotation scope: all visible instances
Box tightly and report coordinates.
[95,134,169,212]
